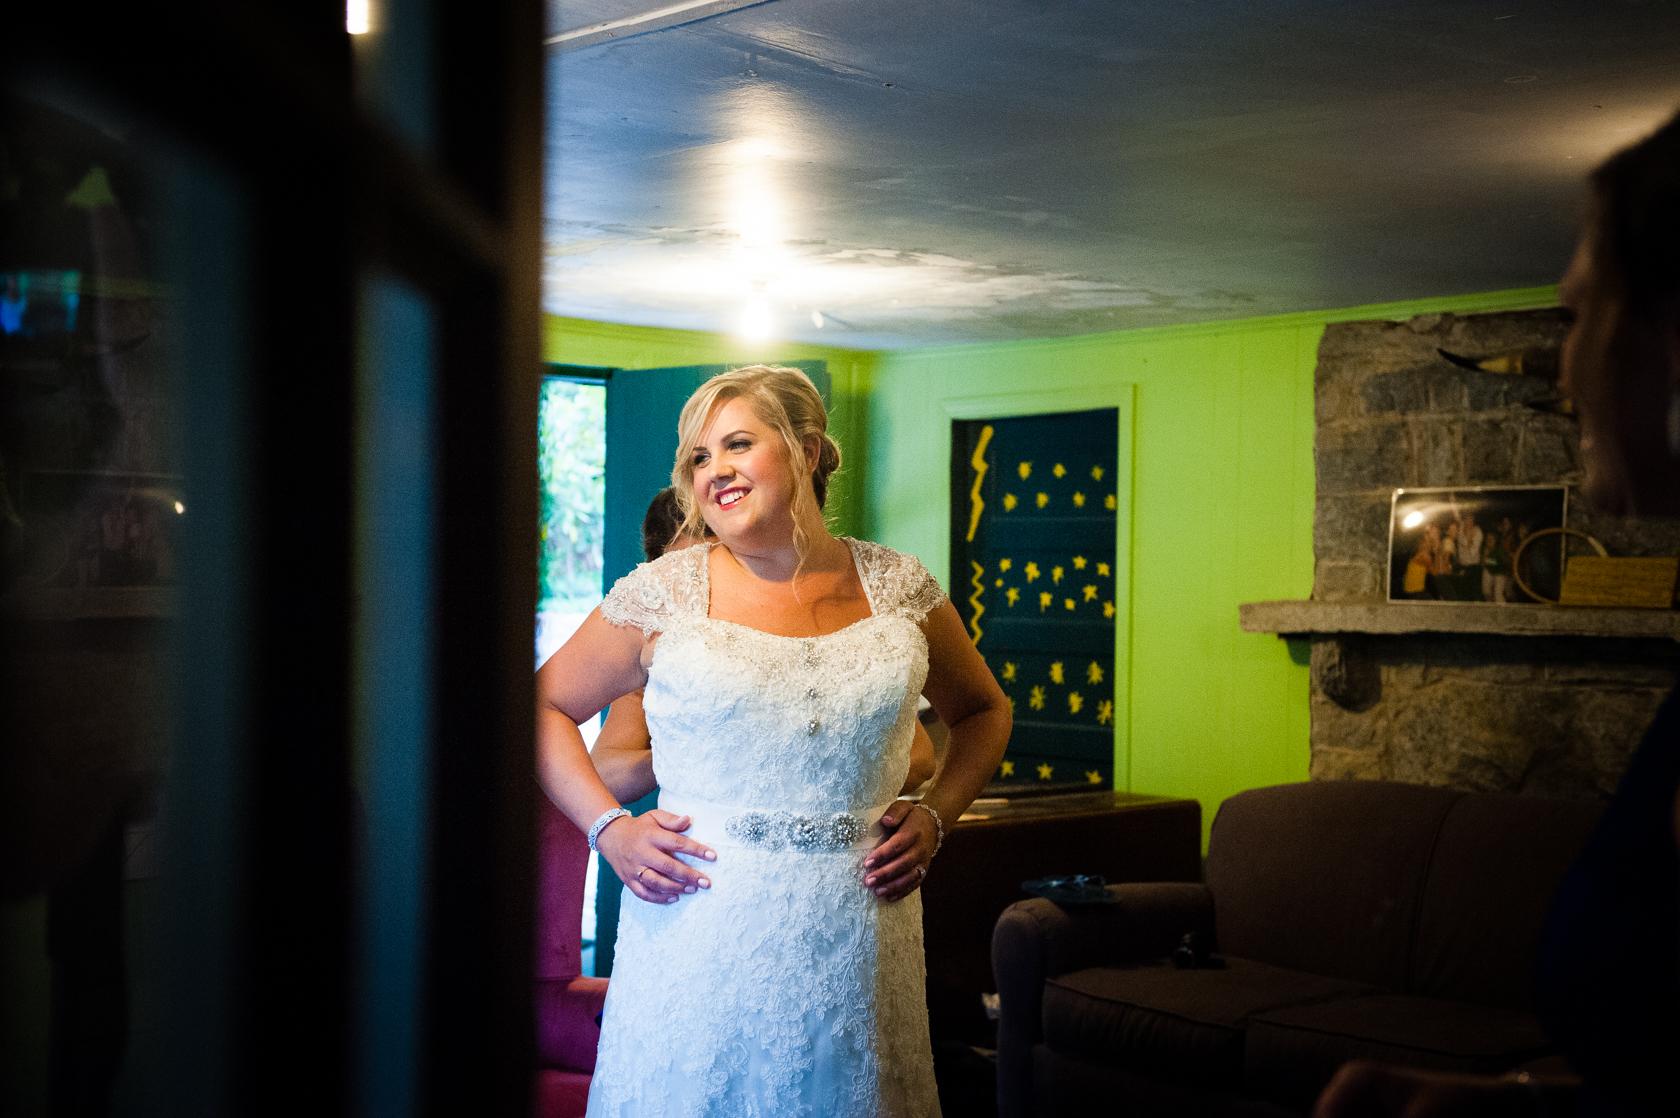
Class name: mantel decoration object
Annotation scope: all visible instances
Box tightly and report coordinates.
[1556,555,1679,609]
[1512,527,1605,605]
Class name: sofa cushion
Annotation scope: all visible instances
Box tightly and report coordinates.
[1205,781,1463,991]
[1411,792,1602,1010]
[1042,957,1383,1089]
[1244,994,1553,1108]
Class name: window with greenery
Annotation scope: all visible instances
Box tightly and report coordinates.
[539,378,605,613]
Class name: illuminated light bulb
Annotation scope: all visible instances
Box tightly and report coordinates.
[347,0,370,34]
[1403,511,1424,529]
[811,310,825,328]
[174,501,185,514]
[741,294,771,340]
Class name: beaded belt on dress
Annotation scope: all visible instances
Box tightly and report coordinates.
[657,791,890,853]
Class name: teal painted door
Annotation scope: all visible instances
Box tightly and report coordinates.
[951,409,1119,792]
[593,359,828,975]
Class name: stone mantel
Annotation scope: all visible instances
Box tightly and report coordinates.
[1241,599,1680,642]
[1293,309,1680,796]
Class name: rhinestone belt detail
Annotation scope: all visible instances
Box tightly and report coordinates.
[722,809,869,852]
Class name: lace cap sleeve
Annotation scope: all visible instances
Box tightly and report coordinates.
[896,555,949,619]
[598,546,708,636]
[849,539,948,621]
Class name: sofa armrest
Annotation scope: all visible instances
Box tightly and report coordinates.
[535,976,610,1073]
[991,881,1213,1118]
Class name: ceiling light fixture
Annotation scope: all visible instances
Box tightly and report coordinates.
[741,295,771,340]
[347,0,370,34]
[740,278,773,340]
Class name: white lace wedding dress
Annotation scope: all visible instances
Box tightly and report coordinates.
[586,538,946,1118]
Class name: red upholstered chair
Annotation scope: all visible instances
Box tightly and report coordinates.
[534,792,610,1118]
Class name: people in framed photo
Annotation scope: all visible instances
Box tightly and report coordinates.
[1387,486,1567,604]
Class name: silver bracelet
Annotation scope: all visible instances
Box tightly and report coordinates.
[913,802,945,856]
[587,807,631,853]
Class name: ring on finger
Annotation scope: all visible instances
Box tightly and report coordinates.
[915,865,927,880]
[636,868,647,880]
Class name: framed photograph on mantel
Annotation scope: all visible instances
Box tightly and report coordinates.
[1387,486,1568,605]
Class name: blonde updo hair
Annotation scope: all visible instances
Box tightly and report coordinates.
[670,365,842,566]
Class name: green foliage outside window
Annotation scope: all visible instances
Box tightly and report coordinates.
[539,379,605,612]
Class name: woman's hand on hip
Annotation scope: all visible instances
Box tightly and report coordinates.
[863,802,937,902]
[595,810,716,905]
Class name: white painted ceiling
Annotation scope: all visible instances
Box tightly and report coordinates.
[546,0,1680,350]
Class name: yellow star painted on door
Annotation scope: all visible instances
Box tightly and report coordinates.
[1086,661,1104,684]
[999,557,1012,571]
[1039,591,1053,612]
[1052,463,1066,478]
[1072,555,1087,570]
[1002,661,1017,682]
[1037,763,1054,780]
[1096,700,1114,725]
[1072,491,1086,507]
[1036,492,1049,508]
[1006,695,1016,712]
[1096,562,1110,577]
[1091,465,1104,480]
[1102,601,1116,619]
[995,578,1004,587]
[1018,461,1032,479]
[1083,584,1099,602]
[1006,587,1020,607]
[1029,685,1045,710]
[1064,598,1076,610]
[1051,565,1064,584]
[1000,760,1015,777]
[1068,691,1084,714]
[1086,770,1103,785]
[1002,492,1017,510]
[1024,561,1040,582]
[1049,662,1064,684]
[1104,494,1117,510]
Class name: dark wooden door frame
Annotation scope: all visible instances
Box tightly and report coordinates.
[4,2,543,1113]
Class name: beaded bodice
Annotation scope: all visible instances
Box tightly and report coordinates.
[599,538,947,813]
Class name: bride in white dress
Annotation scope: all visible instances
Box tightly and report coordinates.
[536,365,1012,1117]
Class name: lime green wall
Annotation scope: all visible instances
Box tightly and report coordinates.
[544,316,880,540]
[546,287,1559,843]
[864,286,1558,842]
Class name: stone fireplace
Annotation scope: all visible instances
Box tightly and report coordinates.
[1245,308,1680,800]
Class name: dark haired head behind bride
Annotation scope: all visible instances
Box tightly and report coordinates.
[536,364,1011,1116]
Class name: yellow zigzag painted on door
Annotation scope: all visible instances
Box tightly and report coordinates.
[965,425,993,543]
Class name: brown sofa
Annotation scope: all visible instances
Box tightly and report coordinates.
[991,780,1603,1117]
